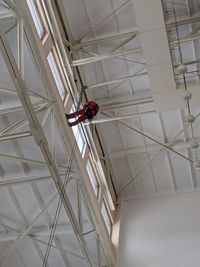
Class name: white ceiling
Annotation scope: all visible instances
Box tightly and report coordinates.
[0,0,200,266]
[61,0,200,199]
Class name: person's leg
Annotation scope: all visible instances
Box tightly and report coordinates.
[66,108,85,119]
[68,114,87,127]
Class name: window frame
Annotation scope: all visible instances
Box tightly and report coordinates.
[70,105,87,157]
[86,159,100,196]
[47,49,68,102]
[101,199,113,235]
[27,0,49,42]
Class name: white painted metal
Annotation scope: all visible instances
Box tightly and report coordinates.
[73,30,138,48]
[84,110,156,125]
[0,102,47,115]
[72,13,200,48]
[0,175,53,187]
[0,153,46,165]
[87,72,147,89]
[0,27,94,267]
[20,1,116,265]
[0,2,115,267]
[119,111,200,194]
[43,0,78,97]
[111,138,200,158]
[71,47,143,66]
[0,223,92,241]
[1,0,200,266]
[0,11,15,20]
[0,131,32,141]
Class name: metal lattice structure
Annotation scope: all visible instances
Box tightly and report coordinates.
[0,1,115,266]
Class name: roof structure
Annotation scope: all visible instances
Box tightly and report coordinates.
[0,0,200,266]
[62,0,200,199]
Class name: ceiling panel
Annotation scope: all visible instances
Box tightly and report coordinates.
[61,0,200,201]
[1,0,200,264]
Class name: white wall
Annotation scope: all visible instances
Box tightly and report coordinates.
[118,192,200,267]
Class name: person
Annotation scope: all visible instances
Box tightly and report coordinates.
[65,101,99,127]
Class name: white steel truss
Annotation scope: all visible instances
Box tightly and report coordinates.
[0,1,115,267]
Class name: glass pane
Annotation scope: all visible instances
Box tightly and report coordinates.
[27,0,44,38]
[101,201,112,235]
[70,106,86,155]
[47,51,66,100]
[72,124,85,153]
[86,160,98,196]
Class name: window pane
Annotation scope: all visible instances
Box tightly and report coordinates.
[47,51,66,100]
[86,161,98,196]
[72,124,84,153]
[70,106,86,155]
[101,201,112,235]
[27,0,44,38]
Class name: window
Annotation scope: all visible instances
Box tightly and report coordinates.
[70,106,86,156]
[47,51,66,101]
[86,160,99,196]
[101,200,112,235]
[27,0,45,38]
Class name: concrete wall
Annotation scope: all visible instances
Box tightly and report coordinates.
[118,192,200,267]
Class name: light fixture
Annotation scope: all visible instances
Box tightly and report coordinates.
[177,64,187,74]
[186,114,195,124]
[191,141,199,149]
[182,91,192,101]
[170,0,200,168]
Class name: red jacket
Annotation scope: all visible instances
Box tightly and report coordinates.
[84,101,99,118]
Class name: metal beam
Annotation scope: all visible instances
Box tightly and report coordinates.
[11,1,115,266]
[0,86,48,99]
[0,114,28,135]
[98,89,152,110]
[0,131,32,141]
[0,223,92,241]
[0,17,94,267]
[71,16,200,69]
[0,152,69,174]
[0,103,48,135]
[71,47,143,66]
[0,221,84,260]
[0,102,47,115]
[101,112,193,162]
[73,30,138,48]
[101,98,153,110]
[0,175,54,187]
[73,13,200,49]
[1,114,31,174]
[171,34,200,45]
[84,110,156,125]
[17,18,24,75]
[0,11,15,20]
[0,153,46,165]
[79,0,131,41]
[32,237,84,260]
[167,13,200,28]
[120,111,200,193]
[87,72,147,89]
[3,0,16,10]
[111,138,200,158]
[30,182,73,267]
